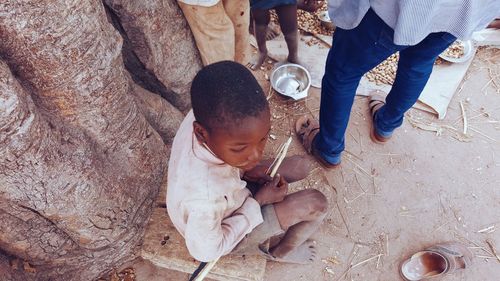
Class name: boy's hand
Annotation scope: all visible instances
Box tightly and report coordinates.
[254,174,288,206]
[242,165,272,185]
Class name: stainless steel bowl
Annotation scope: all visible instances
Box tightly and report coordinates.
[318,11,335,30]
[270,63,311,100]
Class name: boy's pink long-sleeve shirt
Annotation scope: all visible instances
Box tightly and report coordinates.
[166,111,263,262]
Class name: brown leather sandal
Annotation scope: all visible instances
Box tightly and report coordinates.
[400,242,473,281]
[295,116,339,168]
[369,94,390,144]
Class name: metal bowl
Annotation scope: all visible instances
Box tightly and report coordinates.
[318,11,335,30]
[270,63,311,100]
[438,40,475,63]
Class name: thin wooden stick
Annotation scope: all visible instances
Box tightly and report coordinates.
[486,239,500,263]
[266,83,274,101]
[335,254,383,281]
[459,101,468,135]
[298,26,332,48]
[469,126,497,142]
[193,257,219,281]
[267,137,293,177]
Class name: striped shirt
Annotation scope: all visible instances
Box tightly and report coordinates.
[328,0,500,45]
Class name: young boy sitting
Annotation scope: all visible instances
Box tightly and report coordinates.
[167,61,328,264]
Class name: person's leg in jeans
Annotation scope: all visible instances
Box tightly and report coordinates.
[315,9,404,164]
[374,33,456,137]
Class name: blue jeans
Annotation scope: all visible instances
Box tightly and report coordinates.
[316,9,456,165]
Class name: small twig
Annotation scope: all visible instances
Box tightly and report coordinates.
[354,174,367,193]
[357,128,363,151]
[191,257,219,281]
[476,255,496,259]
[349,132,359,145]
[455,232,495,257]
[343,192,366,204]
[432,221,450,233]
[336,199,352,237]
[385,234,389,256]
[459,101,468,135]
[336,254,383,281]
[375,152,401,156]
[351,254,384,268]
[376,254,382,269]
[345,150,363,161]
[345,156,373,179]
[480,77,494,93]
[486,239,500,263]
[469,126,498,142]
[298,26,332,48]
[477,225,495,233]
[266,83,273,101]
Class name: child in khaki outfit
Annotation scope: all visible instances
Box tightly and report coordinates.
[167,61,328,263]
[177,0,250,65]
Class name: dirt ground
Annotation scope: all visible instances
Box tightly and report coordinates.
[108,47,499,281]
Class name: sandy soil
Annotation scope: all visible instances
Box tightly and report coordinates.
[106,47,499,281]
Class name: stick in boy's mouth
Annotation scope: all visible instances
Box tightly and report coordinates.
[167,61,328,265]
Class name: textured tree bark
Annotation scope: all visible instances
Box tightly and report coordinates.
[104,0,203,113]
[0,0,190,280]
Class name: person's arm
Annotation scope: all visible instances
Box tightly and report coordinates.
[184,197,263,262]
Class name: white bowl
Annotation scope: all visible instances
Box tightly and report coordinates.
[438,40,475,63]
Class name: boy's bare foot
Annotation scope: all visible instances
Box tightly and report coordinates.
[287,55,303,67]
[266,240,318,264]
[249,51,268,70]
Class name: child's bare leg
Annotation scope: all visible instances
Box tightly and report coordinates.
[249,9,270,70]
[275,4,300,64]
[250,11,281,40]
[269,189,328,263]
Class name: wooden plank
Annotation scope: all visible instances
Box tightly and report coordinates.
[141,208,267,281]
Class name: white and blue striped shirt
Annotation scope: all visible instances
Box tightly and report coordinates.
[328,0,500,45]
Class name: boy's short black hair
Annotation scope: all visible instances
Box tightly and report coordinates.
[191,61,269,130]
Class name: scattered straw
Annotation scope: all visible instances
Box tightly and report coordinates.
[376,255,382,269]
[476,255,496,259]
[486,239,500,263]
[406,114,472,142]
[335,254,383,281]
[345,156,373,179]
[477,225,495,233]
[469,126,498,142]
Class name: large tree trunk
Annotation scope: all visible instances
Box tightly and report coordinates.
[0,0,194,280]
[104,0,203,113]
